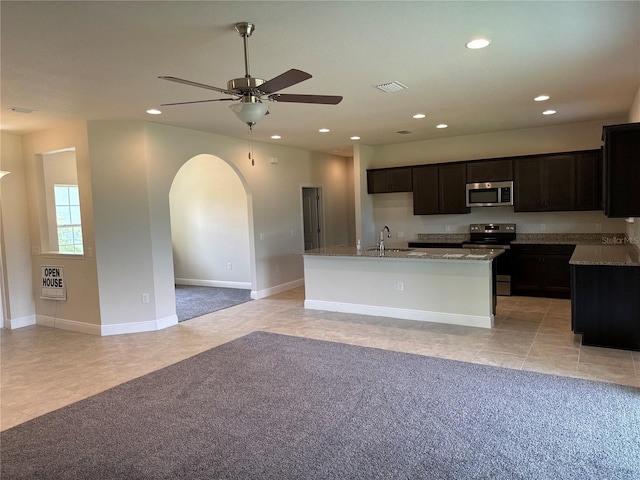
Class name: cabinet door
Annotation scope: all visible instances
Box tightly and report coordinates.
[367,167,412,194]
[438,163,468,214]
[575,151,602,211]
[512,250,544,294]
[515,155,576,212]
[544,154,575,211]
[572,265,640,350]
[543,254,573,296]
[514,157,544,211]
[603,123,640,217]
[412,166,439,215]
[467,159,513,183]
[512,244,574,298]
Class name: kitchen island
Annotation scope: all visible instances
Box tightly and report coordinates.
[303,246,503,328]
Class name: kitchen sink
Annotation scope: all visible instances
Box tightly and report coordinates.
[366,247,415,252]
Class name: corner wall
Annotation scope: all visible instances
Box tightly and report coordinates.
[21,122,101,333]
[1,132,35,327]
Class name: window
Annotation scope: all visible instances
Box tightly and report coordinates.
[54,184,83,254]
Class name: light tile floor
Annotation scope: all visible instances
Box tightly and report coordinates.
[2,287,639,431]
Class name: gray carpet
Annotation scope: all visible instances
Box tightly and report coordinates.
[175,285,252,321]
[2,332,639,479]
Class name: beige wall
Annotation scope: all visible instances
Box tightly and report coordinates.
[1,133,35,327]
[365,118,629,245]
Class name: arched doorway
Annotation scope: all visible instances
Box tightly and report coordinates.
[169,154,252,320]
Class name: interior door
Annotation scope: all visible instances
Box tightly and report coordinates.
[302,187,322,250]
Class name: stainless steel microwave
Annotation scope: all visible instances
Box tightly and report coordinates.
[466,181,514,207]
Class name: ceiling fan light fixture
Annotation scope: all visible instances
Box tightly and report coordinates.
[229,97,269,126]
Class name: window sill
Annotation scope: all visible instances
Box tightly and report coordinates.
[38,251,85,260]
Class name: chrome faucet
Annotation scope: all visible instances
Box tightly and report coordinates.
[379,225,391,254]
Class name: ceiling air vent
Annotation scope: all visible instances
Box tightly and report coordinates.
[396,130,413,135]
[375,81,408,93]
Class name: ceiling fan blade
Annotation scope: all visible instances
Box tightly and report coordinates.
[160,98,235,106]
[259,69,312,94]
[269,93,343,105]
[158,76,235,95]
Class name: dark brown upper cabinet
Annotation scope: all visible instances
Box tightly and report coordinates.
[575,150,602,211]
[413,163,468,215]
[412,165,439,215]
[438,163,468,214]
[466,158,513,183]
[603,123,640,217]
[514,154,576,212]
[366,167,413,194]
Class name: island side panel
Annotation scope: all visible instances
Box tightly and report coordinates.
[303,255,494,328]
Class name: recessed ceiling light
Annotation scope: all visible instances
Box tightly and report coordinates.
[146,109,162,115]
[413,113,426,119]
[270,135,281,140]
[318,128,330,133]
[534,95,550,102]
[466,38,491,49]
[542,110,557,115]
[436,124,448,129]
[350,136,361,141]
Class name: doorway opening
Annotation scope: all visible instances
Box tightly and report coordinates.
[302,187,323,251]
[169,154,253,319]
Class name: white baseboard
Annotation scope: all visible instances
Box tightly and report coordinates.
[175,278,251,290]
[253,278,304,300]
[37,315,102,335]
[35,314,179,336]
[304,299,493,329]
[100,314,179,336]
[9,314,37,329]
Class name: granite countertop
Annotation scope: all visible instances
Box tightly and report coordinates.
[570,244,640,267]
[412,233,629,246]
[413,234,468,244]
[511,233,628,245]
[304,245,503,261]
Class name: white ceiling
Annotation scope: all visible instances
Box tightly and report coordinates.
[1,1,639,156]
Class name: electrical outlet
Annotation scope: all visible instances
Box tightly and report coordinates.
[595,223,602,232]
[540,224,546,232]
[445,225,451,232]
[260,233,265,241]
[275,265,280,273]
[397,281,404,291]
[397,231,405,238]
[141,293,150,304]
[227,263,233,270]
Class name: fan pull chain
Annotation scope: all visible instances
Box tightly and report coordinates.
[248,125,255,166]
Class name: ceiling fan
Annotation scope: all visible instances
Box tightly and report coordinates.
[159,22,343,127]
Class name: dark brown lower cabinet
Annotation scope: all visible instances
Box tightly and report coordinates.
[571,264,640,351]
[511,244,575,298]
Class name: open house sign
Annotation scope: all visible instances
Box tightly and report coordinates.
[41,265,66,300]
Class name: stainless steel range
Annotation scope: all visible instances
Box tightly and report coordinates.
[463,223,516,296]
